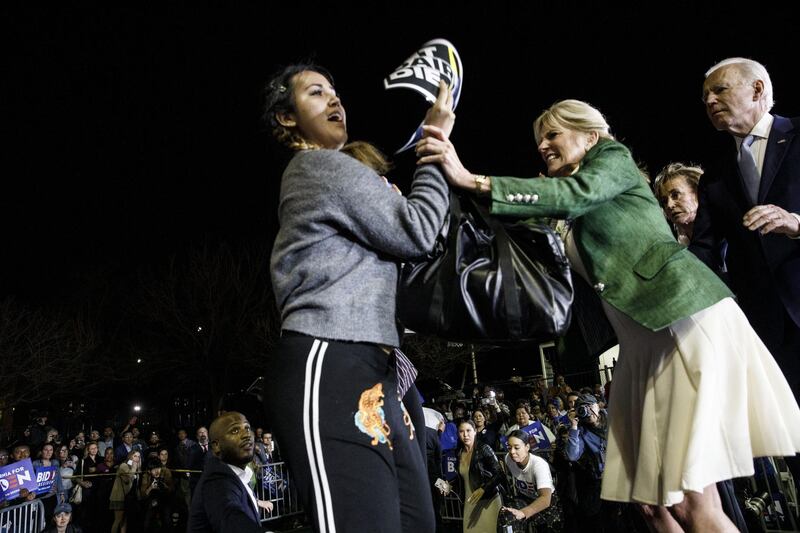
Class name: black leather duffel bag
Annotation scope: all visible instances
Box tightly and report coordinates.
[397,191,573,343]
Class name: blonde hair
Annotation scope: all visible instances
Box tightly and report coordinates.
[273,129,321,152]
[653,162,704,202]
[533,99,614,145]
[340,141,393,175]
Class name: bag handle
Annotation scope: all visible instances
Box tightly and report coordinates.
[427,190,463,328]
[462,195,524,338]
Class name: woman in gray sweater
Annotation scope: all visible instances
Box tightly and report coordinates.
[262,63,453,533]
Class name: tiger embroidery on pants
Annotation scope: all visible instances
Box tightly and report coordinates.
[355,383,392,449]
[401,401,415,441]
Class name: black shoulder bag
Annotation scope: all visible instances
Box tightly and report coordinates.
[397,191,573,343]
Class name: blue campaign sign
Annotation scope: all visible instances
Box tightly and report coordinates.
[521,421,551,451]
[501,422,551,451]
[34,465,59,495]
[499,435,508,450]
[0,459,39,500]
[441,449,459,481]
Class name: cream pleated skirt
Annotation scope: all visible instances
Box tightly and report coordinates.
[564,232,800,506]
[599,296,800,506]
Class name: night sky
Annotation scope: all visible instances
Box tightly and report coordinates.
[5,5,800,304]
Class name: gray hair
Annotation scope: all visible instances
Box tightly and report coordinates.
[705,57,774,111]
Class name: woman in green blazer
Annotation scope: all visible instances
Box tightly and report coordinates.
[417,99,800,532]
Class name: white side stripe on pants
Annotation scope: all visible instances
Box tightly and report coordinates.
[303,339,336,533]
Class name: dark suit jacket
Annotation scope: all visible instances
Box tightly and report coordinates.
[113,444,132,465]
[188,442,211,492]
[691,114,800,357]
[188,455,264,533]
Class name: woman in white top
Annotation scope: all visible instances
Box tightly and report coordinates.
[502,430,562,531]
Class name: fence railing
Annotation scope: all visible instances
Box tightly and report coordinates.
[250,448,799,530]
[0,499,45,533]
[253,461,304,523]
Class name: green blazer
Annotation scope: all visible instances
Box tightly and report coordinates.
[490,138,731,331]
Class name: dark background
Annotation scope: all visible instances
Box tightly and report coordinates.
[2,5,799,425]
[5,4,800,301]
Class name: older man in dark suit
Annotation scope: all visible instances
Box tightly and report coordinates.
[695,57,800,499]
[188,412,271,533]
[694,57,800,398]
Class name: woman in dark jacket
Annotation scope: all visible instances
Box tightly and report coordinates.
[456,419,503,532]
[471,408,499,451]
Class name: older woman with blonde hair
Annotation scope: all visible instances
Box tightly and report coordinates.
[417,98,800,532]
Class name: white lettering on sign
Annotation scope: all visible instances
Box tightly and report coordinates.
[17,470,32,484]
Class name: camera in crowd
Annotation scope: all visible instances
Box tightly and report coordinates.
[743,491,770,518]
[575,394,598,420]
[481,390,496,406]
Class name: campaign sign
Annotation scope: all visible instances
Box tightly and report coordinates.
[34,465,58,495]
[522,421,551,451]
[0,459,38,500]
[441,448,459,481]
[384,38,463,153]
[501,421,552,451]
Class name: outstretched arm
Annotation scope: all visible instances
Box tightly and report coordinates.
[416,125,488,194]
[502,487,553,520]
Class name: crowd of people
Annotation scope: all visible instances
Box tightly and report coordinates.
[4,53,800,533]
[0,413,282,532]
[257,54,800,533]
[423,379,625,532]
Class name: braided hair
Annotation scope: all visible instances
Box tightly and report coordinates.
[262,63,335,151]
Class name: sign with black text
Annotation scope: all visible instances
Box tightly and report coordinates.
[384,38,463,153]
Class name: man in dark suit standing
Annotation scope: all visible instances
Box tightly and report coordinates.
[694,57,800,396]
[113,430,134,465]
[188,411,270,532]
[188,426,212,496]
[695,57,800,497]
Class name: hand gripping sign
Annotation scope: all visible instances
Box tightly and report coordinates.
[384,38,463,153]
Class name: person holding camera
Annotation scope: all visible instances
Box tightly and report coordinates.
[563,394,610,531]
[140,456,175,532]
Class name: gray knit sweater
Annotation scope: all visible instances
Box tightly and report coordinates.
[270,149,449,347]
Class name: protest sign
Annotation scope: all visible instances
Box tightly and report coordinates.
[384,38,463,153]
[0,459,38,501]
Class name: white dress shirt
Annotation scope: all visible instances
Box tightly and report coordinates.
[228,463,259,516]
[738,113,800,233]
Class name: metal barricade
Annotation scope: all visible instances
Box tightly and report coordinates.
[0,499,46,533]
[254,461,304,523]
[440,477,464,521]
